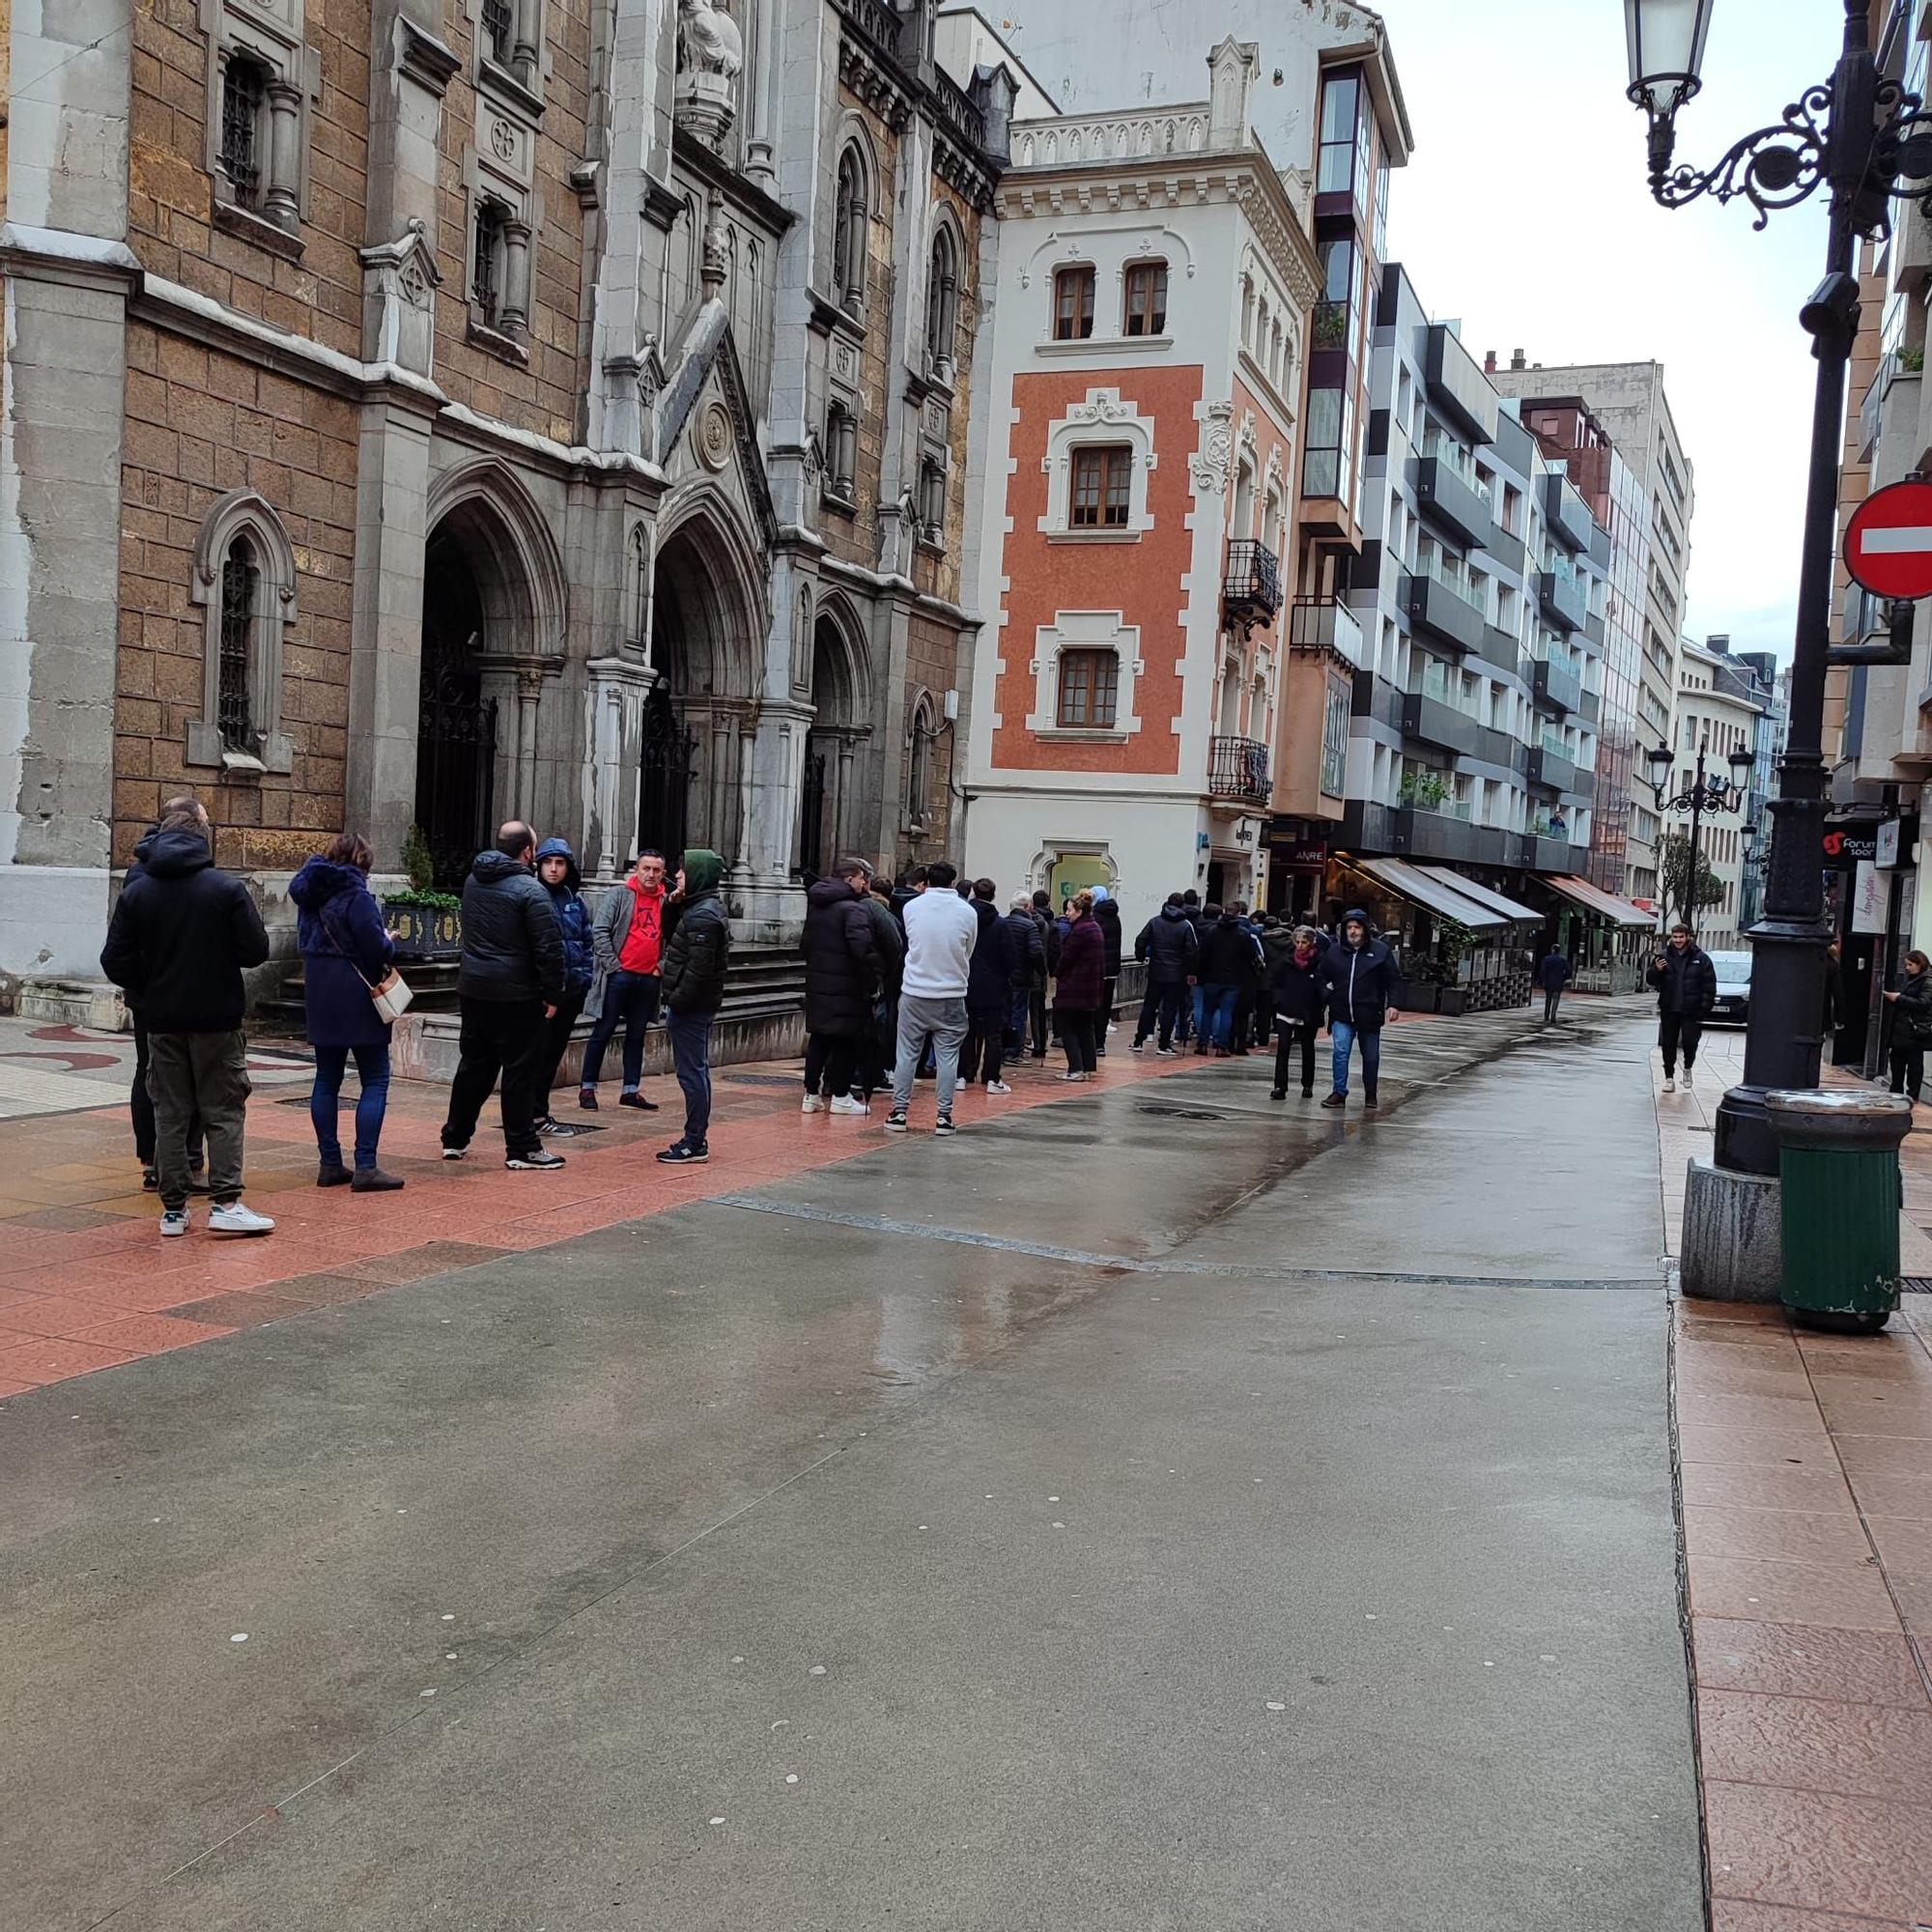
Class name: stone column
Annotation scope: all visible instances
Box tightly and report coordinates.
[346,402,438,869]
[835,735,857,859]
[501,220,532,333]
[745,0,778,184]
[730,710,756,895]
[514,661,545,813]
[584,656,658,879]
[512,0,540,78]
[742,696,813,923]
[264,80,303,227]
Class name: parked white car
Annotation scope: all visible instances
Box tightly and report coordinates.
[1708,949,1752,1025]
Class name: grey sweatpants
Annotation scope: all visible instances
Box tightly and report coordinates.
[147,1028,250,1209]
[891,993,969,1118]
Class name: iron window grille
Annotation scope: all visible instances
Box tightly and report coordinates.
[481,0,514,64]
[219,56,267,210]
[472,198,507,327]
[217,538,259,753]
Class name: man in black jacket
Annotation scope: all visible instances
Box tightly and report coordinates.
[100,805,273,1236]
[1196,903,1263,1056]
[960,879,1017,1093]
[1647,923,1717,1093]
[441,821,568,1171]
[801,861,880,1115]
[1132,894,1199,1054]
[1316,907,1400,1108]
[1028,888,1059,1059]
[1091,888,1124,1056]
[657,847,732,1163]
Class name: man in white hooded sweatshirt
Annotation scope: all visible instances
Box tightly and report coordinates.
[886,859,980,1136]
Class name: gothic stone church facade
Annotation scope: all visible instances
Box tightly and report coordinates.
[0,0,1009,991]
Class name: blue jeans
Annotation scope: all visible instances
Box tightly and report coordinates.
[311,1041,390,1170]
[1330,1020,1381,1097]
[1202,983,1238,1048]
[667,1010,713,1146]
[581,971,660,1090]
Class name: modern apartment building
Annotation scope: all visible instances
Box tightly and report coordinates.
[1511,399,1646,903]
[1489,355,1696,914]
[1331,264,1620,944]
[1672,638,1766,951]
[961,40,1321,933]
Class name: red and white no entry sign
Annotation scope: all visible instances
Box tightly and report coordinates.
[1845,479,1932,598]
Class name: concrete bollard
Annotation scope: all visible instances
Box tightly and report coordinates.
[1679,1156,1783,1302]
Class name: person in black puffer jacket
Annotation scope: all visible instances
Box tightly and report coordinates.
[100,804,271,1232]
[529,838,594,1138]
[961,879,1018,1092]
[1091,888,1124,1055]
[657,848,732,1162]
[1132,895,1199,1054]
[441,822,567,1170]
[1315,907,1400,1107]
[1002,895,1046,1054]
[1196,903,1263,1056]
[802,862,880,1113]
[1646,922,1718,1093]
[1886,948,1932,1102]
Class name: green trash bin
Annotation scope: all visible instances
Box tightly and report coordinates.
[1766,1088,1915,1335]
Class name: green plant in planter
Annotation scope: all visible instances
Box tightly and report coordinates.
[1437,917,1475,984]
[1397,768,1450,810]
[383,889,463,912]
[399,822,436,895]
[1902,344,1925,374]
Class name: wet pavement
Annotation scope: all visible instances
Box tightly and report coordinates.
[1,1000,1706,1930]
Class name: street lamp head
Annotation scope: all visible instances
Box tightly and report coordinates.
[1625,0,1715,123]
[1726,745,1756,779]
[1646,745,1674,772]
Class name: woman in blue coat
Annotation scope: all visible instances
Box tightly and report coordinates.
[289,833,403,1190]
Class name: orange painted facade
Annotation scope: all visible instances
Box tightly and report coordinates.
[992,364,1206,777]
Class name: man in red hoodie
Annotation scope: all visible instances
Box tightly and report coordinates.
[578,849,669,1111]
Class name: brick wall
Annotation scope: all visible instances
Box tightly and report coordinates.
[116,327,359,869]
[128,0,370,358]
[431,2,595,443]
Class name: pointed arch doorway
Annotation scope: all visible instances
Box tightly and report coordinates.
[415,529,497,889]
[797,600,869,876]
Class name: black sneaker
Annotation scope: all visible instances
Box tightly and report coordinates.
[141,1166,158,1192]
[539,1120,583,1139]
[1321,1093,1347,1109]
[656,1140,709,1164]
[1270,1088,1286,1101]
[506,1149,567,1170]
[933,1115,957,1137]
[577,1087,599,1111]
[884,1111,909,1133]
[1130,1039,1145,1054]
[618,1092,659,1111]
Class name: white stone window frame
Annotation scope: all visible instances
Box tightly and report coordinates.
[1026,226,1194,355]
[1039,389,1157,542]
[186,489,298,775]
[200,0,321,257]
[1027,611,1145,743]
[464,0,549,115]
[462,146,541,362]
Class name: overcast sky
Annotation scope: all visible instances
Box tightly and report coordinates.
[1377,0,1844,664]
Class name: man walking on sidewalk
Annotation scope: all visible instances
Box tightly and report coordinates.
[441,821,568,1171]
[100,803,275,1237]
[656,849,732,1165]
[1317,908,1399,1109]
[886,859,979,1135]
[1537,945,1572,1024]
[1648,923,1716,1094]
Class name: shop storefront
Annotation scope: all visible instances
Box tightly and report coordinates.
[1329,854,1539,1015]
[1826,815,1917,1072]
[1538,874,1655,992]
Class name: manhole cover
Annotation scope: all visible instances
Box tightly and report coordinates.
[726,1072,810,1088]
[1902,1276,1932,1294]
[1136,1103,1228,1122]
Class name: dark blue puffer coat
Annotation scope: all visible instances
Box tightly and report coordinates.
[289,856,396,1049]
[535,838,595,997]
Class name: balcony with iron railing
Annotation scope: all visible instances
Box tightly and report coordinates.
[1289,594,1365,668]
[1208,735,1271,807]
[1223,540,1283,625]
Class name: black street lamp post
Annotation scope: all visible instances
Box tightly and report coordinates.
[1626,0,1932,1174]
[1645,740,1758,930]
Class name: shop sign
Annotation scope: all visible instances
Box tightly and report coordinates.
[1877,818,1902,867]
[1850,860,1890,935]
[1280,841,1328,869]
[1822,827,1879,867]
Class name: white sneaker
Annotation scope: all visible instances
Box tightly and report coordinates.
[829,1094,868,1115]
[985,1080,1012,1095]
[1662,1077,1676,1094]
[1683,1065,1695,1089]
[802,1094,825,1114]
[159,1208,189,1237]
[209,1201,275,1237]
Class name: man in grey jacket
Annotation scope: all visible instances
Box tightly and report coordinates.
[440,821,568,1170]
[578,848,668,1112]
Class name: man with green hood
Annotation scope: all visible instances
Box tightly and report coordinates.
[656,849,731,1163]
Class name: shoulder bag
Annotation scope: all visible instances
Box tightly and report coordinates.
[320,898,413,1024]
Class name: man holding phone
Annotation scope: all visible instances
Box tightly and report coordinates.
[1647,923,1717,1094]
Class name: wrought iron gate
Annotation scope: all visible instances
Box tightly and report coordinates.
[638,683,696,866]
[413,627,497,890]
[798,743,828,878]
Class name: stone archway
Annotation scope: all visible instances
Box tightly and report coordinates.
[797,596,870,876]
[414,525,497,887]
[646,497,767,872]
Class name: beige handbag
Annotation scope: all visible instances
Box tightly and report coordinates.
[322,902,413,1023]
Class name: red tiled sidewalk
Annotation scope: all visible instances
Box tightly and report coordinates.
[0,1041,1206,1399]
[1658,1030,1932,1927]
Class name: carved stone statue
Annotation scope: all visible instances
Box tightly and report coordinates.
[677,0,744,79]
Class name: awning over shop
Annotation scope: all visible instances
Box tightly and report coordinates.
[1546,874,1654,926]
[1348,855,1508,928]
[1412,866,1543,926]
